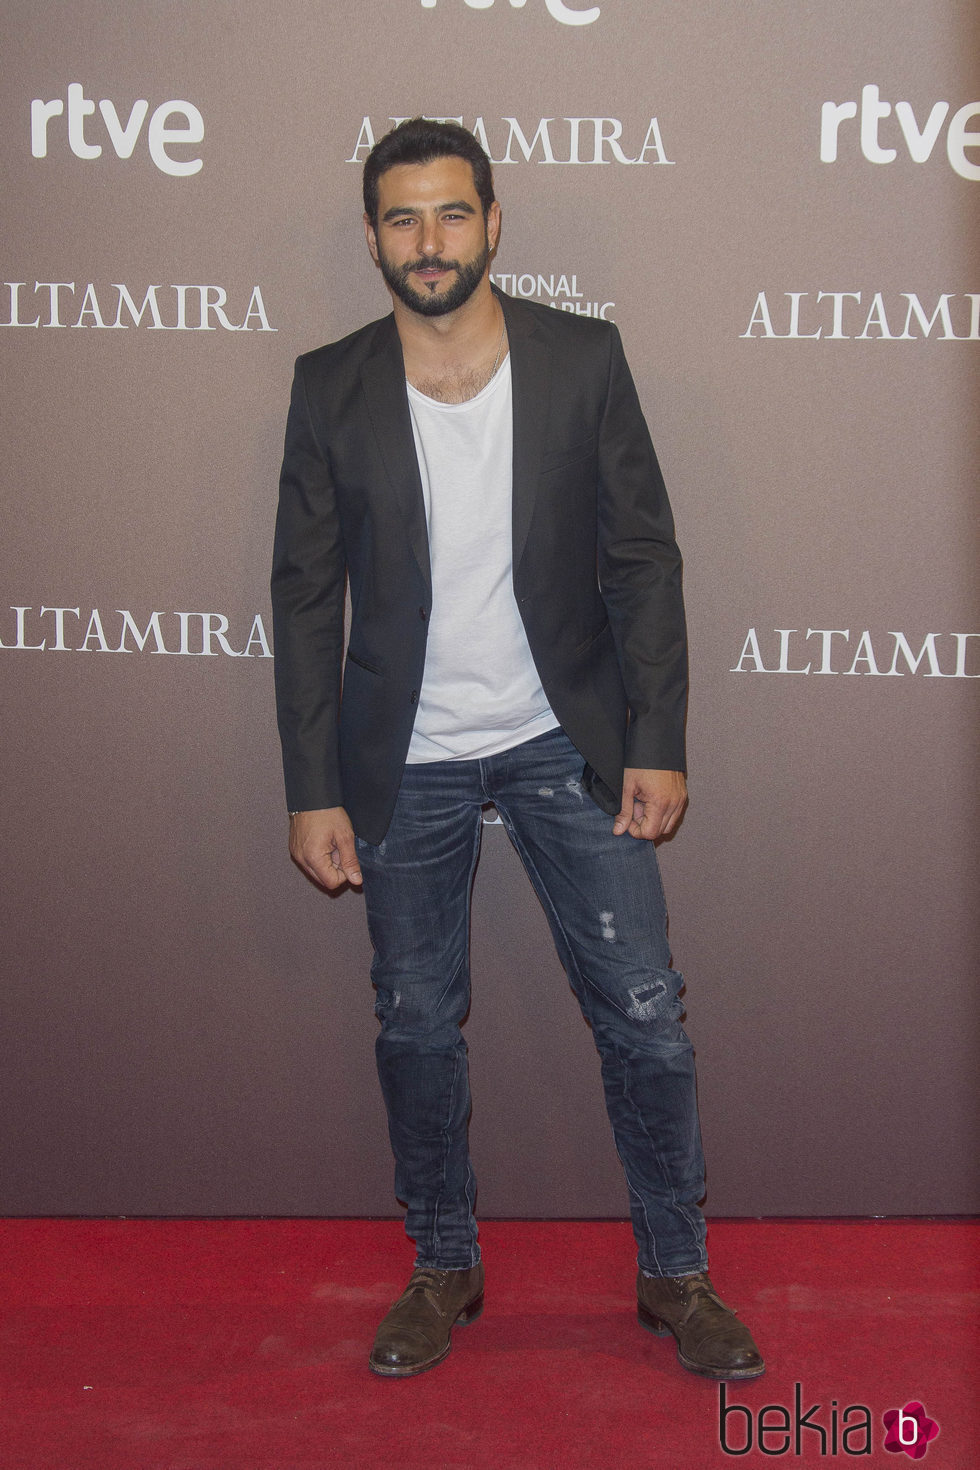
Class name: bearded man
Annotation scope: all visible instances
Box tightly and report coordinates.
[271,118,763,1382]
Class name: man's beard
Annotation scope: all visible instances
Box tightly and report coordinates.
[377,235,491,317]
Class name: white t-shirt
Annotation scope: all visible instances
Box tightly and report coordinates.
[405,355,559,763]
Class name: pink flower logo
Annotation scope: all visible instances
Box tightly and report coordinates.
[883,1401,940,1459]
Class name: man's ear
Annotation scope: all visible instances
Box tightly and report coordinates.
[487,200,502,256]
[364,213,380,266]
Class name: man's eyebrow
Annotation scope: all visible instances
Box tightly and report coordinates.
[381,199,478,222]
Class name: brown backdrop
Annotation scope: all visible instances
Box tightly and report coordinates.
[2,0,977,1217]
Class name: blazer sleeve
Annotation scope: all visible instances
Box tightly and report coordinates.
[270,356,347,812]
[595,325,688,773]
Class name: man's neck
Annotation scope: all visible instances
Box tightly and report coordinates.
[394,280,508,404]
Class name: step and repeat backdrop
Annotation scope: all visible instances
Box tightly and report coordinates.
[2,0,977,1216]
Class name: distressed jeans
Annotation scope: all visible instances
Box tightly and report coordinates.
[355,726,708,1279]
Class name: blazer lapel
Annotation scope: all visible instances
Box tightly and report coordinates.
[500,291,550,577]
[358,294,550,595]
[360,316,432,595]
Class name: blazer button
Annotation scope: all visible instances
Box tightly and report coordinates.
[419,606,427,620]
[410,690,419,704]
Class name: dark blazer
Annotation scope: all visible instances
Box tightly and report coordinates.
[271,289,687,845]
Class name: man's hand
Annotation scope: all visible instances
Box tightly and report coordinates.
[288,807,363,890]
[613,768,688,841]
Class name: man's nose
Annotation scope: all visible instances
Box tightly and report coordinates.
[419,217,443,256]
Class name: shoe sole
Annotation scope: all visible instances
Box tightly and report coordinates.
[637,1303,766,1381]
[369,1294,484,1378]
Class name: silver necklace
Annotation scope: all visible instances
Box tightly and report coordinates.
[486,313,507,385]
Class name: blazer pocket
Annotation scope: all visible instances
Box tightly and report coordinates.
[573,619,610,655]
[539,434,596,475]
[345,649,383,676]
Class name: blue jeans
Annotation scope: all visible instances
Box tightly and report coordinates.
[355,727,708,1279]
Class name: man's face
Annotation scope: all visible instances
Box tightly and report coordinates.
[365,156,500,318]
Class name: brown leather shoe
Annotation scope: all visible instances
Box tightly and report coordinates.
[369,1264,485,1377]
[636,1270,765,1380]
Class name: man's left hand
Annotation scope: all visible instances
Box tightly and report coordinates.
[613,768,688,841]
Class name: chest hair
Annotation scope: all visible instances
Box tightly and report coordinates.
[408,363,492,404]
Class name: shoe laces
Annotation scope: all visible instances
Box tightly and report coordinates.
[408,1267,452,1292]
[673,1272,730,1317]
[402,1267,457,1314]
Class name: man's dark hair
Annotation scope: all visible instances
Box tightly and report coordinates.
[363,118,495,227]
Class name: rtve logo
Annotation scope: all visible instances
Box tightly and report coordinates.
[420,0,600,26]
[820,85,980,180]
[31,83,204,176]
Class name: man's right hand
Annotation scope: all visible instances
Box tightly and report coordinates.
[288,807,363,891]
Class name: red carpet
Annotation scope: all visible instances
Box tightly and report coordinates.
[0,1218,975,1468]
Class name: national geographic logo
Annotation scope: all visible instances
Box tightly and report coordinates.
[489,270,614,319]
[419,0,601,26]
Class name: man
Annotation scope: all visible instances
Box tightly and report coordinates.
[271,119,762,1382]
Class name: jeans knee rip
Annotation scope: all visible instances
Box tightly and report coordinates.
[624,968,684,1024]
[627,980,668,1020]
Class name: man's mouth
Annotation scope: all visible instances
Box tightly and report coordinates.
[406,259,457,284]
